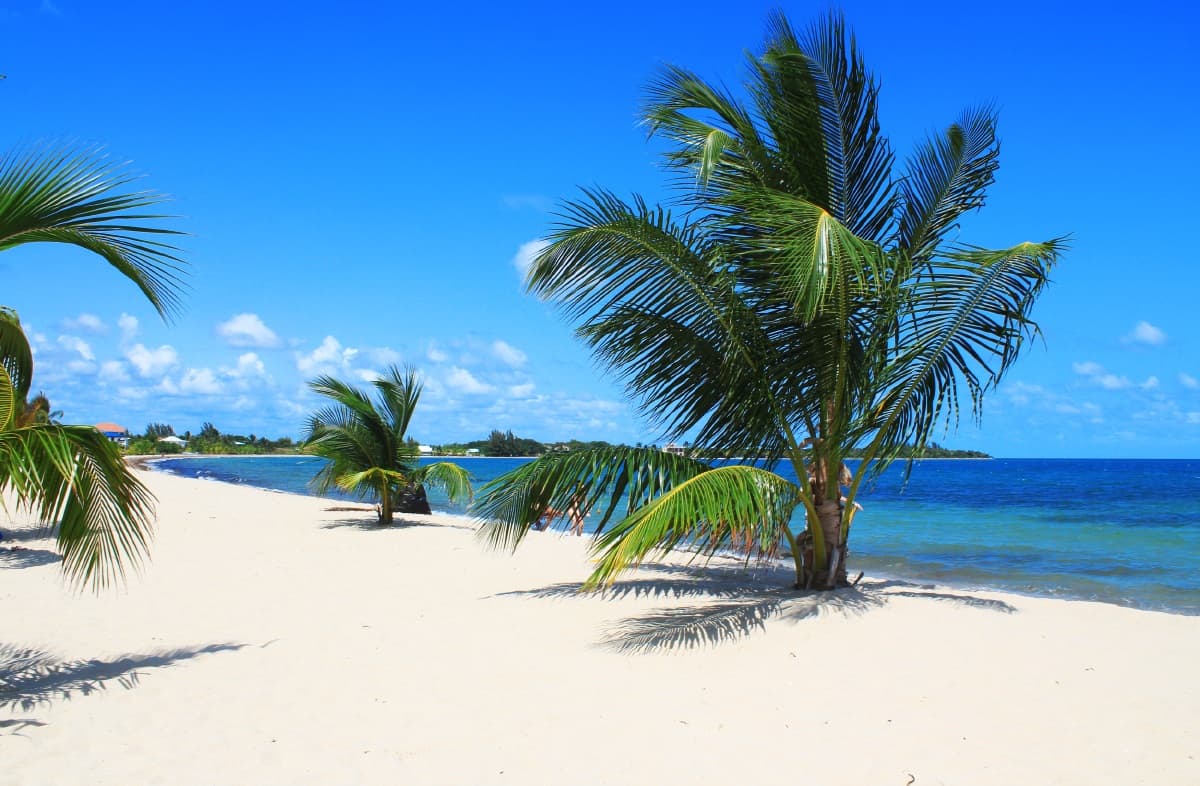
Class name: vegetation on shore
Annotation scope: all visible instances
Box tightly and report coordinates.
[124,422,299,455]
[0,146,185,589]
[477,10,1061,591]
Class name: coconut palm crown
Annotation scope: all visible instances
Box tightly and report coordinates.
[475,11,1066,590]
[303,366,472,525]
[0,145,186,590]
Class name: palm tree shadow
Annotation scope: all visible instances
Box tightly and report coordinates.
[320,515,475,532]
[599,586,884,653]
[0,642,247,723]
[0,547,61,569]
[501,566,1017,653]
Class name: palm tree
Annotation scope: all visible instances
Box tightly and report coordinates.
[476,11,1065,591]
[0,146,185,589]
[303,366,473,525]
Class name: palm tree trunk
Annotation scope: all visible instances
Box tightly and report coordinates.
[379,481,394,525]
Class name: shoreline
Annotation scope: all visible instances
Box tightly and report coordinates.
[3,470,1198,784]
[133,455,1200,618]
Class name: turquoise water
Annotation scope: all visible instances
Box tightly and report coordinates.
[151,456,1200,615]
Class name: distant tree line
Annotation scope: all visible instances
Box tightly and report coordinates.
[432,429,625,457]
[125,421,298,455]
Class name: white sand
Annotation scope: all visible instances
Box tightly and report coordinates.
[2,469,1198,785]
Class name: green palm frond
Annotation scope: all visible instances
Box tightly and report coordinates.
[0,308,33,401]
[764,10,896,241]
[864,239,1067,465]
[586,465,801,588]
[896,106,1000,260]
[0,145,186,319]
[474,446,711,551]
[411,461,473,505]
[0,424,155,591]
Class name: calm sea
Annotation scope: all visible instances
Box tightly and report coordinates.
[151,456,1200,615]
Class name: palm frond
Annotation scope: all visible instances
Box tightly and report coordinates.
[474,446,712,551]
[586,465,801,588]
[0,424,155,591]
[0,145,187,320]
[766,10,896,242]
[864,239,1067,465]
[896,106,1000,260]
[0,308,33,401]
[411,461,473,504]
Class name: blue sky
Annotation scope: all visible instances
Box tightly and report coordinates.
[2,0,1198,457]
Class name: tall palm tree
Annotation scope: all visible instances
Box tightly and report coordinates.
[476,11,1066,590]
[303,366,473,525]
[0,145,185,589]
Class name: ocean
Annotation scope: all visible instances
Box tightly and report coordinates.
[151,455,1200,615]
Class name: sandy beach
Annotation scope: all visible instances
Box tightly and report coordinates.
[2,469,1197,785]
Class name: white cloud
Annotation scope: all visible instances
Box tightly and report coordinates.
[98,360,130,385]
[63,313,106,333]
[512,239,548,279]
[1187,412,1200,424]
[427,345,448,363]
[217,313,281,348]
[160,368,223,396]
[117,313,139,342]
[507,382,535,398]
[1123,321,1167,346]
[179,368,223,395]
[492,340,527,367]
[1140,376,1160,390]
[367,347,402,366]
[57,335,94,361]
[1181,373,1199,390]
[445,367,494,394]
[296,336,357,376]
[1073,361,1129,390]
[126,343,179,377]
[222,352,270,388]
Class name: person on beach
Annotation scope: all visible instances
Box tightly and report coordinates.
[565,487,587,536]
[532,507,562,531]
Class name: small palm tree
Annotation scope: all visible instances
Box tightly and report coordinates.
[303,366,472,525]
[476,11,1065,591]
[0,145,185,589]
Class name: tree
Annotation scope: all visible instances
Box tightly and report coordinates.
[0,146,185,589]
[302,366,473,525]
[144,422,174,439]
[476,11,1064,591]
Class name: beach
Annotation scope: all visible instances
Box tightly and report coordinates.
[3,469,1198,785]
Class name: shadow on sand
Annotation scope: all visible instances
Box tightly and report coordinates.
[0,642,248,723]
[320,515,475,533]
[0,547,61,570]
[497,564,1015,653]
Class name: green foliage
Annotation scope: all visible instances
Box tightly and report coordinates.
[144,423,174,439]
[0,144,186,590]
[303,366,472,524]
[477,11,1063,590]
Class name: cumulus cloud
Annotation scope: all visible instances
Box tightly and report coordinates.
[126,343,179,377]
[1123,321,1167,346]
[57,335,94,361]
[98,360,130,385]
[117,313,139,342]
[492,340,527,367]
[507,382,535,398]
[1181,373,1199,390]
[62,313,106,333]
[1073,361,1130,390]
[512,239,548,279]
[427,345,448,363]
[1140,376,1160,390]
[161,368,223,396]
[296,336,357,376]
[217,313,281,348]
[445,367,494,394]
